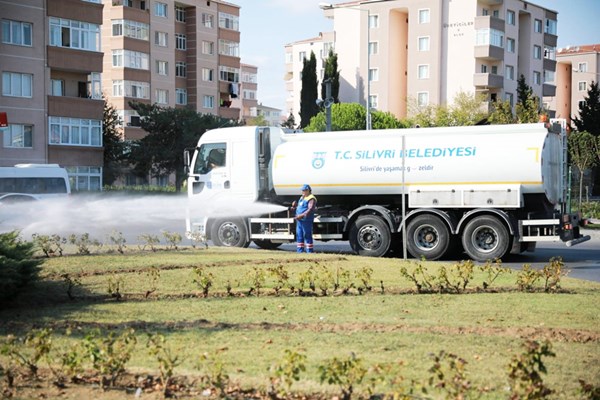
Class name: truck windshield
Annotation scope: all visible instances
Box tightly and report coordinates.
[193,143,226,175]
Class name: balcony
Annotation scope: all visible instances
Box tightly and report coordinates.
[478,0,503,5]
[48,96,103,120]
[474,45,504,61]
[474,15,505,31]
[543,58,556,72]
[47,0,103,25]
[543,83,556,97]
[473,73,504,88]
[219,106,240,120]
[48,47,103,73]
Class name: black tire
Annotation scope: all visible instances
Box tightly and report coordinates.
[406,214,451,260]
[461,215,510,262]
[253,240,282,250]
[348,215,391,257]
[210,219,249,248]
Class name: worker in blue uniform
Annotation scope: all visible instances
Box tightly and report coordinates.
[291,184,317,253]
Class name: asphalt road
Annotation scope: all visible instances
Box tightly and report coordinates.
[263,229,600,282]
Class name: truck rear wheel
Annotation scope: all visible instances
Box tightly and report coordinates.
[210,219,249,248]
[349,215,391,257]
[461,215,509,262]
[406,214,450,260]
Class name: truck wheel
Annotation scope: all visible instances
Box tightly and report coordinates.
[461,216,509,262]
[210,219,249,248]
[253,240,282,250]
[406,215,450,260]
[349,215,391,257]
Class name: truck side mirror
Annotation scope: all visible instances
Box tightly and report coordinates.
[183,150,190,174]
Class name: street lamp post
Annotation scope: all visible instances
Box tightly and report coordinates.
[319,2,371,130]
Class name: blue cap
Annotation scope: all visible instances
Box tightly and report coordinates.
[301,184,311,191]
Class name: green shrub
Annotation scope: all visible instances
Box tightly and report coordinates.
[0,231,43,303]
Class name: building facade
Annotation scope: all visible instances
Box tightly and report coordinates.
[547,44,600,126]
[102,0,241,143]
[1,0,105,190]
[286,0,558,121]
[238,63,258,121]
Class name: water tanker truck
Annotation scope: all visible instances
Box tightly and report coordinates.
[184,121,590,261]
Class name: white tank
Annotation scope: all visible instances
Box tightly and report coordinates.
[271,123,563,205]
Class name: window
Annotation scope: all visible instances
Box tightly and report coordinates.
[175,34,186,50]
[418,9,430,24]
[176,88,187,105]
[285,52,293,64]
[368,14,379,28]
[417,37,429,51]
[243,90,256,100]
[202,68,213,81]
[66,166,102,192]
[124,50,149,69]
[50,17,101,51]
[491,65,498,74]
[175,6,186,22]
[2,72,32,97]
[578,81,587,91]
[545,19,557,35]
[176,62,187,77]
[533,71,541,85]
[51,79,64,96]
[544,46,556,60]
[298,51,306,62]
[578,62,588,73]
[505,65,514,80]
[155,31,168,47]
[203,95,214,109]
[112,80,149,99]
[111,19,148,41]
[368,95,378,109]
[112,49,123,66]
[154,2,167,17]
[533,45,542,59]
[2,19,32,46]
[476,28,503,47]
[368,68,379,82]
[202,40,214,55]
[482,9,489,16]
[88,72,101,99]
[49,116,102,146]
[368,41,378,55]
[507,38,515,53]
[506,10,515,25]
[218,12,239,31]
[492,10,499,18]
[505,93,514,107]
[242,72,257,83]
[534,19,542,33]
[155,89,168,104]
[3,124,32,148]
[418,64,429,79]
[202,13,214,28]
[219,39,239,57]
[481,65,488,73]
[219,66,239,82]
[543,70,555,83]
[417,92,429,106]
[156,60,168,75]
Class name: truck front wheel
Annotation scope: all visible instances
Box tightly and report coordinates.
[461,216,509,262]
[406,214,450,260]
[210,219,249,248]
[349,215,391,257]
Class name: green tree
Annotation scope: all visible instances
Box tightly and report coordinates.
[572,81,600,136]
[321,49,340,103]
[299,51,319,128]
[568,131,597,205]
[128,102,236,192]
[245,113,268,126]
[515,75,542,123]
[0,231,43,303]
[516,74,533,107]
[408,91,488,127]
[488,99,516,124]
[304,103,406,132]
[102,97,127,186]
[281,112,296,129]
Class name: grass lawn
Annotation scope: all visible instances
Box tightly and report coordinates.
[1,247,599,399]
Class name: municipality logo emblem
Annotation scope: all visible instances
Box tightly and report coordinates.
[312,152,326,169]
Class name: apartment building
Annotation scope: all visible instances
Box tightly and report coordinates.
[102,0,241,143]
[1,0,105,190]
[237,63,258,121]
[548,44,600,126]
[286,0,558,121]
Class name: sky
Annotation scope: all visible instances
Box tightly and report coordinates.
[232,0,600,115]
